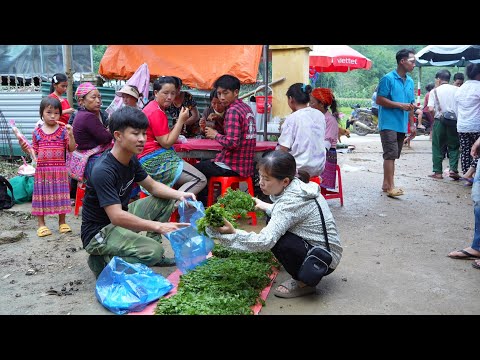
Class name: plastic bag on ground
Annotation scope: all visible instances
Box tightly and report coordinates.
[164,200,214,274]
[95,256,173,315]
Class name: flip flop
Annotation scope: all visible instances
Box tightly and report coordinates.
[37,226,52,237]
[447,249,480,260]
[449,171,461,180]
[472,260,480,270]
[387,188,404,197]
[428,173,443,179]
[59,223,72,233]
[273,278,316,298]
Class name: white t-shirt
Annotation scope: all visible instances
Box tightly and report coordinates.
[427,83,458,119]
[277,106,326,177]
[454,80,480,133]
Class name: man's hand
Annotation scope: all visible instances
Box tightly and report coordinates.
[204,127,218,139]
[156,222,190,234]
[177,192,196,202]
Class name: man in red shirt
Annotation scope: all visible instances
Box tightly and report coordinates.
[194,74,257,205]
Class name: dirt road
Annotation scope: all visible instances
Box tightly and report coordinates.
[1,134,479,315]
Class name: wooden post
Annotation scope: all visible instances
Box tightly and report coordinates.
[63,45,74,107]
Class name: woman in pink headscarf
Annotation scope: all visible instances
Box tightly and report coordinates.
[310,88,340,190]
[70,82,113,182]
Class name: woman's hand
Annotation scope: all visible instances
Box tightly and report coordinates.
[253,197,270,212]
[214,218,236,234]
[178,106,190,123]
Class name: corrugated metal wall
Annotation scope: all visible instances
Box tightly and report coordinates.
[0,91,42,157]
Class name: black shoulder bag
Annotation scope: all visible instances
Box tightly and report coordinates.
[297,199,333,287]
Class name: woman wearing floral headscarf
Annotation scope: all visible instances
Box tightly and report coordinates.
[70,82,113,182]
[310,88,339,189]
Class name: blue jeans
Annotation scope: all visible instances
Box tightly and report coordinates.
[471,167,480,251]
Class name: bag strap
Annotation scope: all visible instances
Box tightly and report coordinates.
[433,88,442,113]
[314,198,330,252]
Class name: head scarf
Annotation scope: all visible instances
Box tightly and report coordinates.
[75,82,97,100]
[311,88,334,106]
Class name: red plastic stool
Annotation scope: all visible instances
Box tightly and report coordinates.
[139,190,179,221]
[207,176,257,225]
[74,182,86,217]
[309,176,322,185]
[320,164,343,206]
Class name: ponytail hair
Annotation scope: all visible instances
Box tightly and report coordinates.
[50,73,68,94]
[258,150,310,183]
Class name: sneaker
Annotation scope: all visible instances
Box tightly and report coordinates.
[154,256,176,267]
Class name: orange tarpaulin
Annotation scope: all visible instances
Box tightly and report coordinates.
[99,45,263,90]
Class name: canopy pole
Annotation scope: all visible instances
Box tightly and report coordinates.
[263,45,269,141]
[417,67,422,107]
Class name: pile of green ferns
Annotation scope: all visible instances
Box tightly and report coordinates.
[155,190,277,315]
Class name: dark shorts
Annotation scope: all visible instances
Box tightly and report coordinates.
[380,130,405,160]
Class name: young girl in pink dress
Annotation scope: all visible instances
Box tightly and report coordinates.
[31,97,76,237]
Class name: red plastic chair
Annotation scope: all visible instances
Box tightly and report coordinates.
[139,190,179,221]
[320,164,343,206]
[207,176,257,225]
[74,182,86,217]
[309,176,322,185]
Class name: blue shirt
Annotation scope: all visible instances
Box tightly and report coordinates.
[377,70,414,133]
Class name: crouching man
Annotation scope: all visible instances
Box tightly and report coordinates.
[80,106,194,277]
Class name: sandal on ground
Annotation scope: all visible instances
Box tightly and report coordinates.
[387,188,404,197]
[472,260,480,270]
[447,249,480,260]
[428,173,443,179]
[154,256,176,267]
[37,226,52,237]
[59,223,72,234]
[273,278,316,298]
[449,171,461,180]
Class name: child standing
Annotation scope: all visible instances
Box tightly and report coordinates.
[48,73,75,125]
[32,97,76,237]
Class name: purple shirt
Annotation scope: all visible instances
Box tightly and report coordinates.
[73,108,113,150]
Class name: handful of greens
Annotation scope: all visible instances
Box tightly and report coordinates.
[196,189,256,236]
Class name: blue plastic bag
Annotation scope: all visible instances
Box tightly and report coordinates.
[164,200,214,274]
[95,256,174,315]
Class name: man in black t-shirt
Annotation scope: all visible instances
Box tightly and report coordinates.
[81,106,194,277]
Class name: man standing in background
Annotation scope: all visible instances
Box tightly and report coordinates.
[376,48,416,198]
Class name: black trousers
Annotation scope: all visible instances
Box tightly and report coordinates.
[193,159,239,206]
[271,230,334,280]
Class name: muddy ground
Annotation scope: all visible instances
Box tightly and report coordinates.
[1,134,479,315]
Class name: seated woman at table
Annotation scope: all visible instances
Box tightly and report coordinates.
[277,83,326,178]
[165,76,201,138]
[199,88,226,136]
[138,76,207,198]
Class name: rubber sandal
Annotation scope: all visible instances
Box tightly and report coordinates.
[37,226,52,237]
[387,188,404,197]
[273,278,316,298]
[59,223,72,233]
[428,173,443,179]
[472,260,480,270]
[449,171,461,180]
[447,249,480,260]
